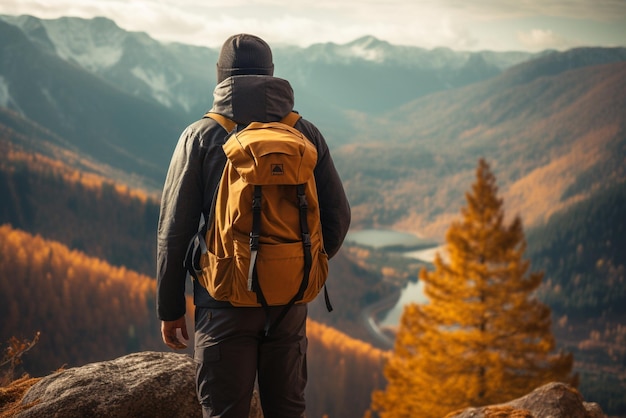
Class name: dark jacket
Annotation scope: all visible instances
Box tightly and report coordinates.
[156,75,351,321]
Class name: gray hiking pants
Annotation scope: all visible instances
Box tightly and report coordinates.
[194,305,308,418]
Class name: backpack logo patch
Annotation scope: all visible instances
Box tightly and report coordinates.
[271,164,284,175]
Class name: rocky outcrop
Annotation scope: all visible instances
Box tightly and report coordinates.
[9,351,263,418]
[4,352,605,418]
[446,382,606,418]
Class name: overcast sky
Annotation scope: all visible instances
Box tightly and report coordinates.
[1,0,625,52]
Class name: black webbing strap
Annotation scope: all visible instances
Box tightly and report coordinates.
[248,186,262,292]
[295,186,333,313]
[256,184,314,336]
[323,284,333,312]
[248,186,272,333]
[296,184,313,303]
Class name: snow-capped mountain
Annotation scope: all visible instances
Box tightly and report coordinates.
[1,15,216,115]
[275,36,538,114]
[1,14,537,119]
[0,17,183,185]
[290,34,533,69]
[5,15,128,72]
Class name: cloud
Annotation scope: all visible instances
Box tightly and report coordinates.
[0,0,624,51]
[517,28,578,51]
[437,0,626,21]
[0,0,481,48]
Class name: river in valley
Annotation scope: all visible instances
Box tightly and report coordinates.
[345,229,443,345]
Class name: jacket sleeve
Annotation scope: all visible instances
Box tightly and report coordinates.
[298,120,351,259]
[156,125,204,321]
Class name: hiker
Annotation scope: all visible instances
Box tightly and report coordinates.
[156,33,351,418]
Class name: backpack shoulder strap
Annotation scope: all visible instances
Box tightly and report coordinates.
[206,111,300,132]
[204,112,237,133]
[280,111,301,128]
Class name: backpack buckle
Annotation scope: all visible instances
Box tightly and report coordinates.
[297,191,308,208]
[250,232,260,250]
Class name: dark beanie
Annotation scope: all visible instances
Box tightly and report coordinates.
[216,34,274,83]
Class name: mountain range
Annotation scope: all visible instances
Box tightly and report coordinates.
[0,14,541,185]
[0,14,537,116]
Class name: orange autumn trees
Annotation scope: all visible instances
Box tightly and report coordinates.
[0,137,160,277]
[307,320,388,418]
[0,224,163,375]
[370,159,575,418]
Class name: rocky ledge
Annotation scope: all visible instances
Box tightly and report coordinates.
[1,351,604,418]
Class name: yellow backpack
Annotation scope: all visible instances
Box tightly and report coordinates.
[188,112,331,333]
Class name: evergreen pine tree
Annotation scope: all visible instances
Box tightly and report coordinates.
[370,158,576,418]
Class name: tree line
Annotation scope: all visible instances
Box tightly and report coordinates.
[0,138,160,276]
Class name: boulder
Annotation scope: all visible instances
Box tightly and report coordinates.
[445,382,606,418]
[11,351,263,418]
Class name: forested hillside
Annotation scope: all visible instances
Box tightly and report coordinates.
[527,181,626,414]
[529,181,626,316]
[0,119,159,275]
[0,225,162,374]
[0,225,388,418]
[306,320,387,418]
[337,56,626,238]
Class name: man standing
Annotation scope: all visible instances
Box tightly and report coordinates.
[157,34,351,417]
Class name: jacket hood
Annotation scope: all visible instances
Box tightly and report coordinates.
[210,75,294,125]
